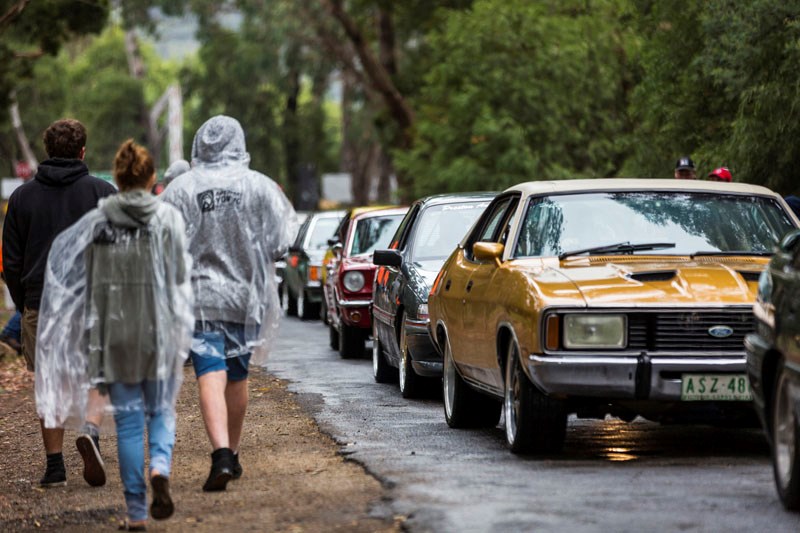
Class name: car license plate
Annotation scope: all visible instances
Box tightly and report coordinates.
[680,374,752,401]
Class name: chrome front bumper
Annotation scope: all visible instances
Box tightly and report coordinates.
[526,353,746,401]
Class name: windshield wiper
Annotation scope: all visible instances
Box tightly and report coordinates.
[558,242,676,260]
[690,250,773,258]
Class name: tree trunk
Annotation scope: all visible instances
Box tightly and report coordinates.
[283,54,301,206]
[8,90,37,174]
[377,147,392,203]
[323,0,413,144]
[124,30,162,167]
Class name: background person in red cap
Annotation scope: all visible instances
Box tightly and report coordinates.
[707,167,732,182]
[674,156,696,179]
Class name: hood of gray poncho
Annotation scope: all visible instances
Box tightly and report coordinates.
[100,190,160,228]
[191,115,251,167]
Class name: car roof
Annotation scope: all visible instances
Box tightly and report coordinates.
[351,206,408,221]
[309,210,346,220]
[417,192,497,208]
[506,178,782,198]
[349,205,399,217]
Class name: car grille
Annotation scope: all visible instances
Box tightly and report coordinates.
[627,310,754,352]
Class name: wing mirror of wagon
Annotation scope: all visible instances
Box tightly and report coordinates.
[373,249,403,267]
[473,242,504,267]
[327,237,339,247]
[779,230,800,254]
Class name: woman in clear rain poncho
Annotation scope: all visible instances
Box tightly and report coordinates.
[35,140,193,529]
[162,115,296,492]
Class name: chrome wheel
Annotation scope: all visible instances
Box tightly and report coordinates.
[504,343,519,445]
[774,369,796,491]
[372,325,380,378]
[399,323,408,393]
[443,341,456,419]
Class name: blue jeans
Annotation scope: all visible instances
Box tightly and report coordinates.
[110,381,176,522]
[1,311,21,341]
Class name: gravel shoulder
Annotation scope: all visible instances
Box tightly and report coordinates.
[0,355,398,532]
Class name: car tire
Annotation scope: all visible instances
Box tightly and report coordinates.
[373,322,397,384]
[772,358,800,510]
[504,339,567,454]
[339,323,365,359]
[286,285,298,317]
[298,290,320,321]
[442,337,501,428]
[399,316,423,398]
[329,323,339,351]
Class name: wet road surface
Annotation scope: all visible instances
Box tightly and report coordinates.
[268,317,800,532]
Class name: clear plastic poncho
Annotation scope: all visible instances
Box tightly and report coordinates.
[162,115,297,365]
[35,192,193,430]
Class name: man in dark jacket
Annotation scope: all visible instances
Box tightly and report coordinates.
[2,118,116,488]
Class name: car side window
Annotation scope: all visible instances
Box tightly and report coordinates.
[466,195,518,260]
[497,197,520,246]
[293,217,312,248]
[394,205,420,251]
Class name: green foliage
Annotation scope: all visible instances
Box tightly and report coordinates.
[397,0,638,197]
[625,0,800,194]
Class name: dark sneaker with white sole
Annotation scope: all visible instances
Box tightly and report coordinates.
[76,434,106,487]
[40,465,67,487]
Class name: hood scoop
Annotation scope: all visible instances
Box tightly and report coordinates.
[737,271,761,282]
[627,270,677,282]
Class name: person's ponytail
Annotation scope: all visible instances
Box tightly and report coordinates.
[113,139,154,191]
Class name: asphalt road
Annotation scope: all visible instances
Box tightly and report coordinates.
[268,316,800,532]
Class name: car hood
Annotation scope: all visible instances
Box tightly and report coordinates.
[516,256,769,308]
[407,260,446,300]
[344,253,377,270]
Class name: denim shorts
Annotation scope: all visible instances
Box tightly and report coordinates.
[190,321,252,382]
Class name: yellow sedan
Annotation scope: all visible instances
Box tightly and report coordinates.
[428,179,799,454]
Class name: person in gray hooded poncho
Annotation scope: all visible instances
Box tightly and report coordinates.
[36,140,193,528]
[162,115,296,491]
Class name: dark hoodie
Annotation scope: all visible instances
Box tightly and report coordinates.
[2,158,116,311]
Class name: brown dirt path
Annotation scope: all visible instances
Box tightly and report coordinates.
[0,356,399,532]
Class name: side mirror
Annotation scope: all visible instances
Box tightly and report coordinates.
[373,249,403,267]
[779,230,800,254]
[473,242,504,267]
[327,237,340,247]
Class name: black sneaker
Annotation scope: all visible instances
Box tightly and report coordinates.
[40,454,66,488]
[232,453,242,480]
[150,474,174,520]
[76,434,106,487]
[202,448,234,492]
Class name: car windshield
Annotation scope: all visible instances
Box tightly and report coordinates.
[350,214,404,256]
[412,202,490,261]
[305,217,341,249]
[514,192,795,258]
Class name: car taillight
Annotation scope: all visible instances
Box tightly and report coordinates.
[308,266,320,281]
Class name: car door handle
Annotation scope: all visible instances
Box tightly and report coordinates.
[466,280,473,292]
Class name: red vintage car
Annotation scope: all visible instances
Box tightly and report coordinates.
[325,207,408,358]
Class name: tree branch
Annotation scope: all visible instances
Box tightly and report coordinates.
[0,0,30,33]
[322,0,413,144]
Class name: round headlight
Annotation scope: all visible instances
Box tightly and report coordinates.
[342,271,365,292]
